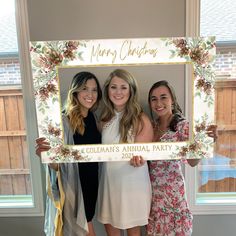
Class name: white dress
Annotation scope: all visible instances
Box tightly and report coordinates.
[97,111,152,229]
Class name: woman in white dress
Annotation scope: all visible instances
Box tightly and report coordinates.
[97,69,153,236]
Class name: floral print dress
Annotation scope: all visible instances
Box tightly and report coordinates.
[147,120,193,236]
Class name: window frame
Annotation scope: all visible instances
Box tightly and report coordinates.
[185,0,236,215]
[0,0,44,217]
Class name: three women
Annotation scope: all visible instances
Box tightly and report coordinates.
[36,70,216,236]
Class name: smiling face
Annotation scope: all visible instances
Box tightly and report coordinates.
[108,76,130,111]
[149,85,173,119]
[76,78,98,115]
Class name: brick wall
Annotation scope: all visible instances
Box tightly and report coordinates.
[0,58,21,85]
[0,52,236,86]
[215,51,236,78]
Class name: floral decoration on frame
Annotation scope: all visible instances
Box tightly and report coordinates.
[29,37,216,163]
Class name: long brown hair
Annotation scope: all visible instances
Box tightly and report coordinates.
[64,71,102,134]
[101,69,143,142]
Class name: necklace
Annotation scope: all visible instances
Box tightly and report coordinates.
[157,126,167,134]
[154,125,167,141]
[155,114,173,134]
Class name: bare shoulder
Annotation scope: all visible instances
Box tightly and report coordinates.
[135,112,153,142]
[140,112,152,128]
[141,112,151,121]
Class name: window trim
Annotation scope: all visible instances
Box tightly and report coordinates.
[0,0,44,217]
[0,52,19,59]
[215,42,236,53]
[185,0,236,215]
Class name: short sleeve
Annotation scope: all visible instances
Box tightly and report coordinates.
[176,120,189,141]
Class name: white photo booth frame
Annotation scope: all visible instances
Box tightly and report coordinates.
[30,37,216,163]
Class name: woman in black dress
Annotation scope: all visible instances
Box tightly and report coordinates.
[36,72,102,236]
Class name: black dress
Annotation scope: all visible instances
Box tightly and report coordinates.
[73,111,101,222]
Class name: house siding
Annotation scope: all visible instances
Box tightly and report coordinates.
[0,58,21,85]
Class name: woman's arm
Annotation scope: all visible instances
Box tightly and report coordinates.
[135,113,154,143]
[130,113,153,167]
[175,121,200,167]
[187,124,218,167]
[35,137,59,171]
[187,159,200,167]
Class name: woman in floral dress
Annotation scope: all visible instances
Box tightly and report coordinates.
[145,80,193,236]
[144,80,216,236]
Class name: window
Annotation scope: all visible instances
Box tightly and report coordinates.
[200,0,236,43]
[186,0,236,214]
[0,0,43,216]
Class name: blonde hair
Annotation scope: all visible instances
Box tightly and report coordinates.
[64,71,102,135]
[101,69,143,142]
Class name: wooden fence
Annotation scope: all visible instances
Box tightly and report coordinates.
[0,88,31,195]
[198,79,236,193]
[0,80,235,194]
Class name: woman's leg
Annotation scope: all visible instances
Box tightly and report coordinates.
[87,222,96,236]
[104,224,121,236]
[127,226,141,236]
